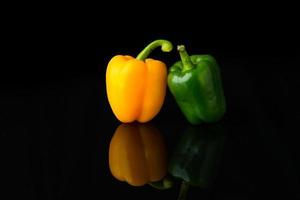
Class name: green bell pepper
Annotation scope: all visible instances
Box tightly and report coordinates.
[167,45,226,124]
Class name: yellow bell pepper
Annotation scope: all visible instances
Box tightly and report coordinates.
[109,123,167,186]
[106,40,173,123]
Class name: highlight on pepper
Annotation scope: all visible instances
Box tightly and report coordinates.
[108,123,168,187]
[106,39,173,123]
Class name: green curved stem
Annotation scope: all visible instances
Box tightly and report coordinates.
[136,39,173,61]
[177,45,194,72]
[148,176,174,190]
[178,181,190,200]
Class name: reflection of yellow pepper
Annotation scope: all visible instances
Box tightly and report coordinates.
[106,40,173,123]
[109,123,167,186]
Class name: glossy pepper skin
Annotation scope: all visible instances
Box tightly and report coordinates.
[168,45,226,125]
[106,40,173,123]
[109,123,167,186]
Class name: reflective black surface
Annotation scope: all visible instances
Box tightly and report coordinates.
[2,60,300,199]
[2,19,300,199]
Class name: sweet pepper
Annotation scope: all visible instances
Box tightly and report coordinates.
[109,123,168,186]
[106,40,173,123]
[168,45,226,125]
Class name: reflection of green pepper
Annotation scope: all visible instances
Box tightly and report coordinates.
[168,45,226,125]
[168,124,225,199]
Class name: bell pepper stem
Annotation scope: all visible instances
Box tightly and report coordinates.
[177,45,194,72]
[177,181,189,200]
[148,176,173,190]
[136,39,173,61]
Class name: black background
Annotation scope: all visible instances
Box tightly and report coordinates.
[1,4,300,200]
